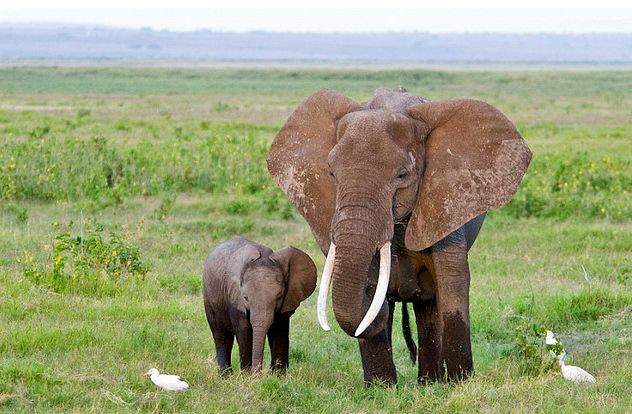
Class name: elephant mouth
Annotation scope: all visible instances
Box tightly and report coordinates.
[317,241,392,337]
[394,209,412,226]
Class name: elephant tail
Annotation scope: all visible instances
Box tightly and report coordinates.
[402,302,417,364]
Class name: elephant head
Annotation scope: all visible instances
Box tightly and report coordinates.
[267,87,531,339]
[234,244,316,372]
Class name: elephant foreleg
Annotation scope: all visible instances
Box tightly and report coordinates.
[267,314,290,373]
[235,318,253,372]
[358,327,398,386]
[430,226,473,381]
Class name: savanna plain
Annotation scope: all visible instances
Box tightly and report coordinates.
[0,66,631,413]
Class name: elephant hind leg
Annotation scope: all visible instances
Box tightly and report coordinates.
[413,299,441,383]
[212,329,234,376]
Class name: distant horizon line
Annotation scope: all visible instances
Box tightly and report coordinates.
[2,21,631,35]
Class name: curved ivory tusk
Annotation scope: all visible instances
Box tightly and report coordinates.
[354,242,391,337]
[316,242,336,331]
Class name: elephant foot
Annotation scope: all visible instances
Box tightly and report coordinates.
[417,365,472,384]
[442,364,473,383]
[270,361,288,374]
[440,312,473,382]
[358,329,398,387]
[364,372,397,387]
[417,369,441,384]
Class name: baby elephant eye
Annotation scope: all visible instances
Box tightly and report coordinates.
[243,296,249,302]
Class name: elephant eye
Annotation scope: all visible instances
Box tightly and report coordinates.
[243,296,249,302]
[397,170,409,179]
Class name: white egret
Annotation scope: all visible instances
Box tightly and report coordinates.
[144,368,189,391]
[545,330,557,346]
[545,330,566,359]
[546,330,595,383]
[558,356,596,383]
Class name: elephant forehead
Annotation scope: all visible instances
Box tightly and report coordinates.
[339,110,414,138]
[365,87,429,113]
[245,261,284,284]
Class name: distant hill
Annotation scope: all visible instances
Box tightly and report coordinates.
[1,23,631,63]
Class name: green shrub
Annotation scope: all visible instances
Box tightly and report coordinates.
[225,198,251,215]
[505,153,631,221]
[0,124,276,205]
[152,193,177,221]
[19,220,149,295]
[504,323,564,376]
[1,203,28,224]
[29,125,50,139]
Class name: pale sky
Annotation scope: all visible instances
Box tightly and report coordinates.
[2,4,632,33]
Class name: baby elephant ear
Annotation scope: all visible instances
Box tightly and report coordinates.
[267,89,362,254]
[271,247,317,314]
[406,99,532,251]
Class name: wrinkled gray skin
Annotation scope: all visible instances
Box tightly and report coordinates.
[267,87,532,385]
[203,237,316,374]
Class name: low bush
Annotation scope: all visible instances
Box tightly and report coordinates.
[504,323,565,376]
[0,124,295,219]
[19,220,149,295]
[505,153,631,221]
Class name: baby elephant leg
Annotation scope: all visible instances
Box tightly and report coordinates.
[267,314,290,372]
[235,317,253,372]
[211,329,234,375]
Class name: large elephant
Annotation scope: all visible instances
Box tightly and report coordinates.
[267,87,531,385]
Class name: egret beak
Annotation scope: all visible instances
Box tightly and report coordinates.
[143,371,151,377]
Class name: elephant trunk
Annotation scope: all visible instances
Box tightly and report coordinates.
[250,314,272,373]
[330,184,393,338]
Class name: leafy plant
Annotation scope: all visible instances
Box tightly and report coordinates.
[506,323,565,376]
[14,207,28,224]
[76,108,91,118]
[29,125,50,139]
[152,193,177,221]
[19,220,149,295]
[2,203,28,224]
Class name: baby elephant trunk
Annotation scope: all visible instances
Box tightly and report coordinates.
[250,311,274,374]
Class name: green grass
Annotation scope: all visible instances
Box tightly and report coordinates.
[1,66,631,413]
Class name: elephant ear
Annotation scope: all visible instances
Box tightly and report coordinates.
[267,89,362,254]
[406,99,532,251]
[270,247,317,313]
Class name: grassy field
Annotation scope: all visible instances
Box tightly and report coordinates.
[0,66,631,413]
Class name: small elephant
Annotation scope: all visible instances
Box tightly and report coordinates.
[203,236,317,374]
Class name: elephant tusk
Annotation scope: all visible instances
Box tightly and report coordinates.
[354,242,391,337]
[316,242,336,331]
